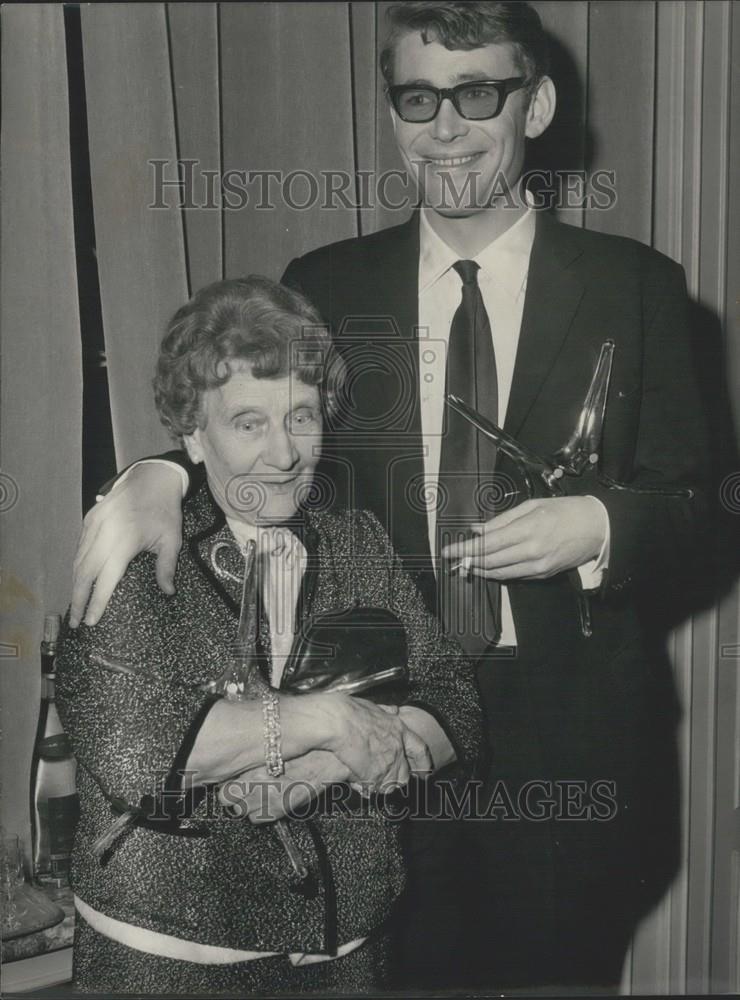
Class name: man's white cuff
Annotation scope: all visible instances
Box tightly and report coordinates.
[576,495,610,591]
[96,459,189,503]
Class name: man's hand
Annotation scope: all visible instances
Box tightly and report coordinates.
[70,463,184,627]
[218,749,350,823]
[441,496,606,580]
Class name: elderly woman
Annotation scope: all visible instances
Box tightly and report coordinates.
[56,276,482,995]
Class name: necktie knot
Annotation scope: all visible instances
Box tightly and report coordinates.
[453,259,480,286]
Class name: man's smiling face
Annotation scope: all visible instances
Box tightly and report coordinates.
[390,32,543,217]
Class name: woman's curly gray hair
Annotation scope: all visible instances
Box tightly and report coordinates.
[154,276,345,439]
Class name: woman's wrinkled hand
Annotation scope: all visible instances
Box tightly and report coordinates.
[323,695,433,793]
[218,749,350,824]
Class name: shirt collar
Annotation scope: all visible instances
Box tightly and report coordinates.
[418,194,536,297]
[225,517,306,563]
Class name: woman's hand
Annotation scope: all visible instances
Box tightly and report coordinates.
[218,749,350,823]
[185,692,433,794]
[321,694,433,792]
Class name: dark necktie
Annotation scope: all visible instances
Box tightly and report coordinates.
[438,259,501,659]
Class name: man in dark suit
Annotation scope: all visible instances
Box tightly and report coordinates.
[70,1,708,992]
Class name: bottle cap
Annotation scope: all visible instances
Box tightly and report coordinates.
[43,614,62,644]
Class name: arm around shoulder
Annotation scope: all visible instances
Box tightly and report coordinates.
[70,458,194,627]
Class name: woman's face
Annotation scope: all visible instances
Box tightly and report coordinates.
[183,363,322,525]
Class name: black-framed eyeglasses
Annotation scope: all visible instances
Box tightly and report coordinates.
[387,78,526,123]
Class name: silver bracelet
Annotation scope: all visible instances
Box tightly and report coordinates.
[262,689,285,777]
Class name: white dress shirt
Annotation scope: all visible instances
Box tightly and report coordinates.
[417,205,608,647]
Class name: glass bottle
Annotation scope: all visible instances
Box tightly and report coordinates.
[30,614,79,886]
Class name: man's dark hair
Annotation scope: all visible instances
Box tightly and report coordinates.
[380,1,550,94]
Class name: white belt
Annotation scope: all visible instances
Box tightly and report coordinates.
[75,895,365,967]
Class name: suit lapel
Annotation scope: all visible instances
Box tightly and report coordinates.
[381,215,435,580]
[358,213,430,580]
[383,213,421,343]
[361,214,422,438]
[504,213,586,439]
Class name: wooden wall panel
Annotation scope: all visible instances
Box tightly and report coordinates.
[373,1,411,235]
[167,2,222,293]
[531,1,589,229]
[653,0,688,263]
[725,1,740,437]
[703,0,739,991]
[349,0,380,237]
[629,5,692,986]
[585,0,656,242]
[630,2,738,994]
[220,2,358,279]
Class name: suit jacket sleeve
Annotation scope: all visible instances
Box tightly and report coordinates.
[55,555,218,822]
[98,451,206,500]
[282,255,331,321]
[582,253,711,597]
[282,256,305,294]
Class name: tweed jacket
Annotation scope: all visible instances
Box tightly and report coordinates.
[56,487,482,956]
